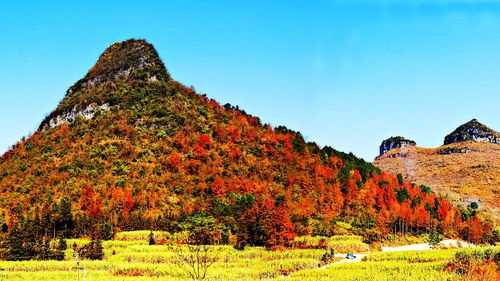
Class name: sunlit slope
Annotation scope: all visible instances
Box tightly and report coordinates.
[374,141,500,220]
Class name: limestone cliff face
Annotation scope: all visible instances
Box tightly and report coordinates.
[444,119,500,145]
[42,103,110,130]
[379,136,416,156]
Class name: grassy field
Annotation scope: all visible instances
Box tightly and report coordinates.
[0,231,493,280]
[290,260,456,281]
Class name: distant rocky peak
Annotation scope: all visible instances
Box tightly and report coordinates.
[379,136,416,156]
[67,39,170,95]
[444,119,500,145]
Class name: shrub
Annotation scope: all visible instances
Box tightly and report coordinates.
[319,248,336,265]
[148,231,155,245]
[78,240,104,260]
[469,202,479,210]
[56,237,67,251]
[445,248,500,279]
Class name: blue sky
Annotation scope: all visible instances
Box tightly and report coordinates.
[1,0,499,160]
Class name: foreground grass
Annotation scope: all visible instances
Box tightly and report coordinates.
[292,249,461,281]
[0,242,326,280]
[291,261,457,281]
[0,232,490,280]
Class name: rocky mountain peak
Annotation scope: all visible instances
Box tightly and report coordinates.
[379,136,416,156]
[444,119,500,145]
[39,39,171,130]
[66,39,170,96]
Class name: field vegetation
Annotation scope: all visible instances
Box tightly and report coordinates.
[0,231,496,280]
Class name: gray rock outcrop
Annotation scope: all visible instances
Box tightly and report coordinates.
[379,136,416,156]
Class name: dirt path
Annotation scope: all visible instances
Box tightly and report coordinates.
[381,243,431,252]
[381,239,475,252]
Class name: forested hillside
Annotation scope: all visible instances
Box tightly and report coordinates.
[0,40,493,251]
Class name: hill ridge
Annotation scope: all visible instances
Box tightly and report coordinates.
[374,141,500,221]
[0,39,490,249]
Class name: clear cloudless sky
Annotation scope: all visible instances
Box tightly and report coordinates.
[1,0,499,161]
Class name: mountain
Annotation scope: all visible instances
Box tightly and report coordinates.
[0,39,489,247]
[374,120,500,221]
[444,119,500,145]
[40,39,170,130]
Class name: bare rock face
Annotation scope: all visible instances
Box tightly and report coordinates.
[42,103,110,130]
[444,119,500,145]
[379,136,416,156]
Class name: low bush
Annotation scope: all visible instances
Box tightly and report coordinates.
[445,248,499,280]
[78,240,104,260]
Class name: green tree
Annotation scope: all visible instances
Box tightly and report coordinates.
[469,202,478,210]
[397,173,404,185]
[56,196,74,238]
[429,231,441,248]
